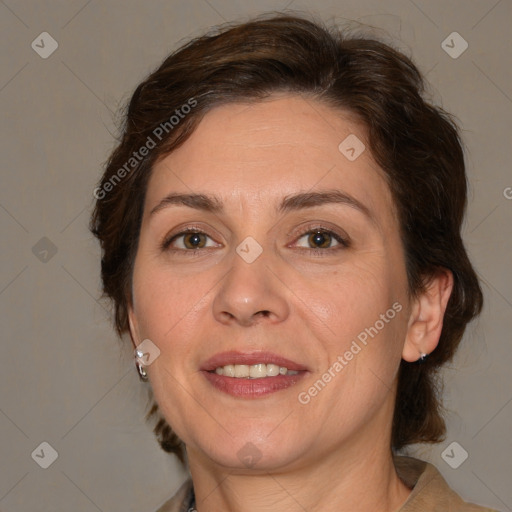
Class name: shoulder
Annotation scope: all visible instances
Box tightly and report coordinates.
[394,456,500,512]
[154,478,194,512]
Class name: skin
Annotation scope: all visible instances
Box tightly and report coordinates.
[128,94,453,512]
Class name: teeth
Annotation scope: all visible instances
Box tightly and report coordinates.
[234,364,249,378]
[213,363,299,378]
[266,364,280,376]
[221,364,235,377]
[249,363,265,378]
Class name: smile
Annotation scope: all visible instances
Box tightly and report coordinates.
[201,350,308,397]
[211,363,299,378]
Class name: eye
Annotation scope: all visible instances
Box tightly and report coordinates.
[162,229,219,251]
[294,228,349,250]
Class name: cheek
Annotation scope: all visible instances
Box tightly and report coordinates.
[131,259,213,350]
[300,269,406,404]
[299,258,402,338]
[294,258,408,404]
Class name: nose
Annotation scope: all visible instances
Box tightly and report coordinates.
[212,250,290,327]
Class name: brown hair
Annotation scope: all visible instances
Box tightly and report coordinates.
[90,13,483,462]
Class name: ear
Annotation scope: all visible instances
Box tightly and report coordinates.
[127,305,140,351]
[402,269,454,362]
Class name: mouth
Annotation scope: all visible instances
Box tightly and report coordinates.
[200,351,308,398]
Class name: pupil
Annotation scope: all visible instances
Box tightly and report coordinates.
[310,231,330,248]
[186,233,204,248]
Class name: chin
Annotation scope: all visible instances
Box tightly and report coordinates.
[187,425,304,471]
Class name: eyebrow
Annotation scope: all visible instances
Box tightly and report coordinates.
[149,190,373,220]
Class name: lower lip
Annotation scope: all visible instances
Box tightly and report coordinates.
[202,370,307,398]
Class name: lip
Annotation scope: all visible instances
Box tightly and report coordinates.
[200,350,308,398]
[202,370,307,398]
[200,350,308,372]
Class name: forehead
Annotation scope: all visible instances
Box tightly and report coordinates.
[145,94,395,222]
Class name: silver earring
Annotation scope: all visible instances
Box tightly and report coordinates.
[136,362,148,381]
[134,348,149,382]
[417,353,428,363]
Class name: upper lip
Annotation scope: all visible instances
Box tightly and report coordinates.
[201,351,308,372]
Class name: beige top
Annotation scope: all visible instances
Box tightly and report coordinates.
[155,456,499,512]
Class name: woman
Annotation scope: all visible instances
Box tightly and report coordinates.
[90,13,497,512]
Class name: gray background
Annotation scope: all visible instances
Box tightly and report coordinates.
[1,1,511,511]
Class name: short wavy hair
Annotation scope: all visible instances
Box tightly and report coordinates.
[90,12,483,463]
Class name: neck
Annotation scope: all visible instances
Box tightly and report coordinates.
[186,419,411,512]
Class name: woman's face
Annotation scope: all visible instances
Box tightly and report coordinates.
[129,94,413,471]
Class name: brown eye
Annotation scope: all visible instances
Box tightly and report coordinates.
[295,229,346,250]
[307,231,333,249]
[183,232,207,249]
[163,230,218,251]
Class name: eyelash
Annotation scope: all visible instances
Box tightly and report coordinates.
[160,224,350,255]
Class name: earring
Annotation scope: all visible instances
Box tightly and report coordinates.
[136,362,148,381]
[134,348,149,382]
[417,353,428,363]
